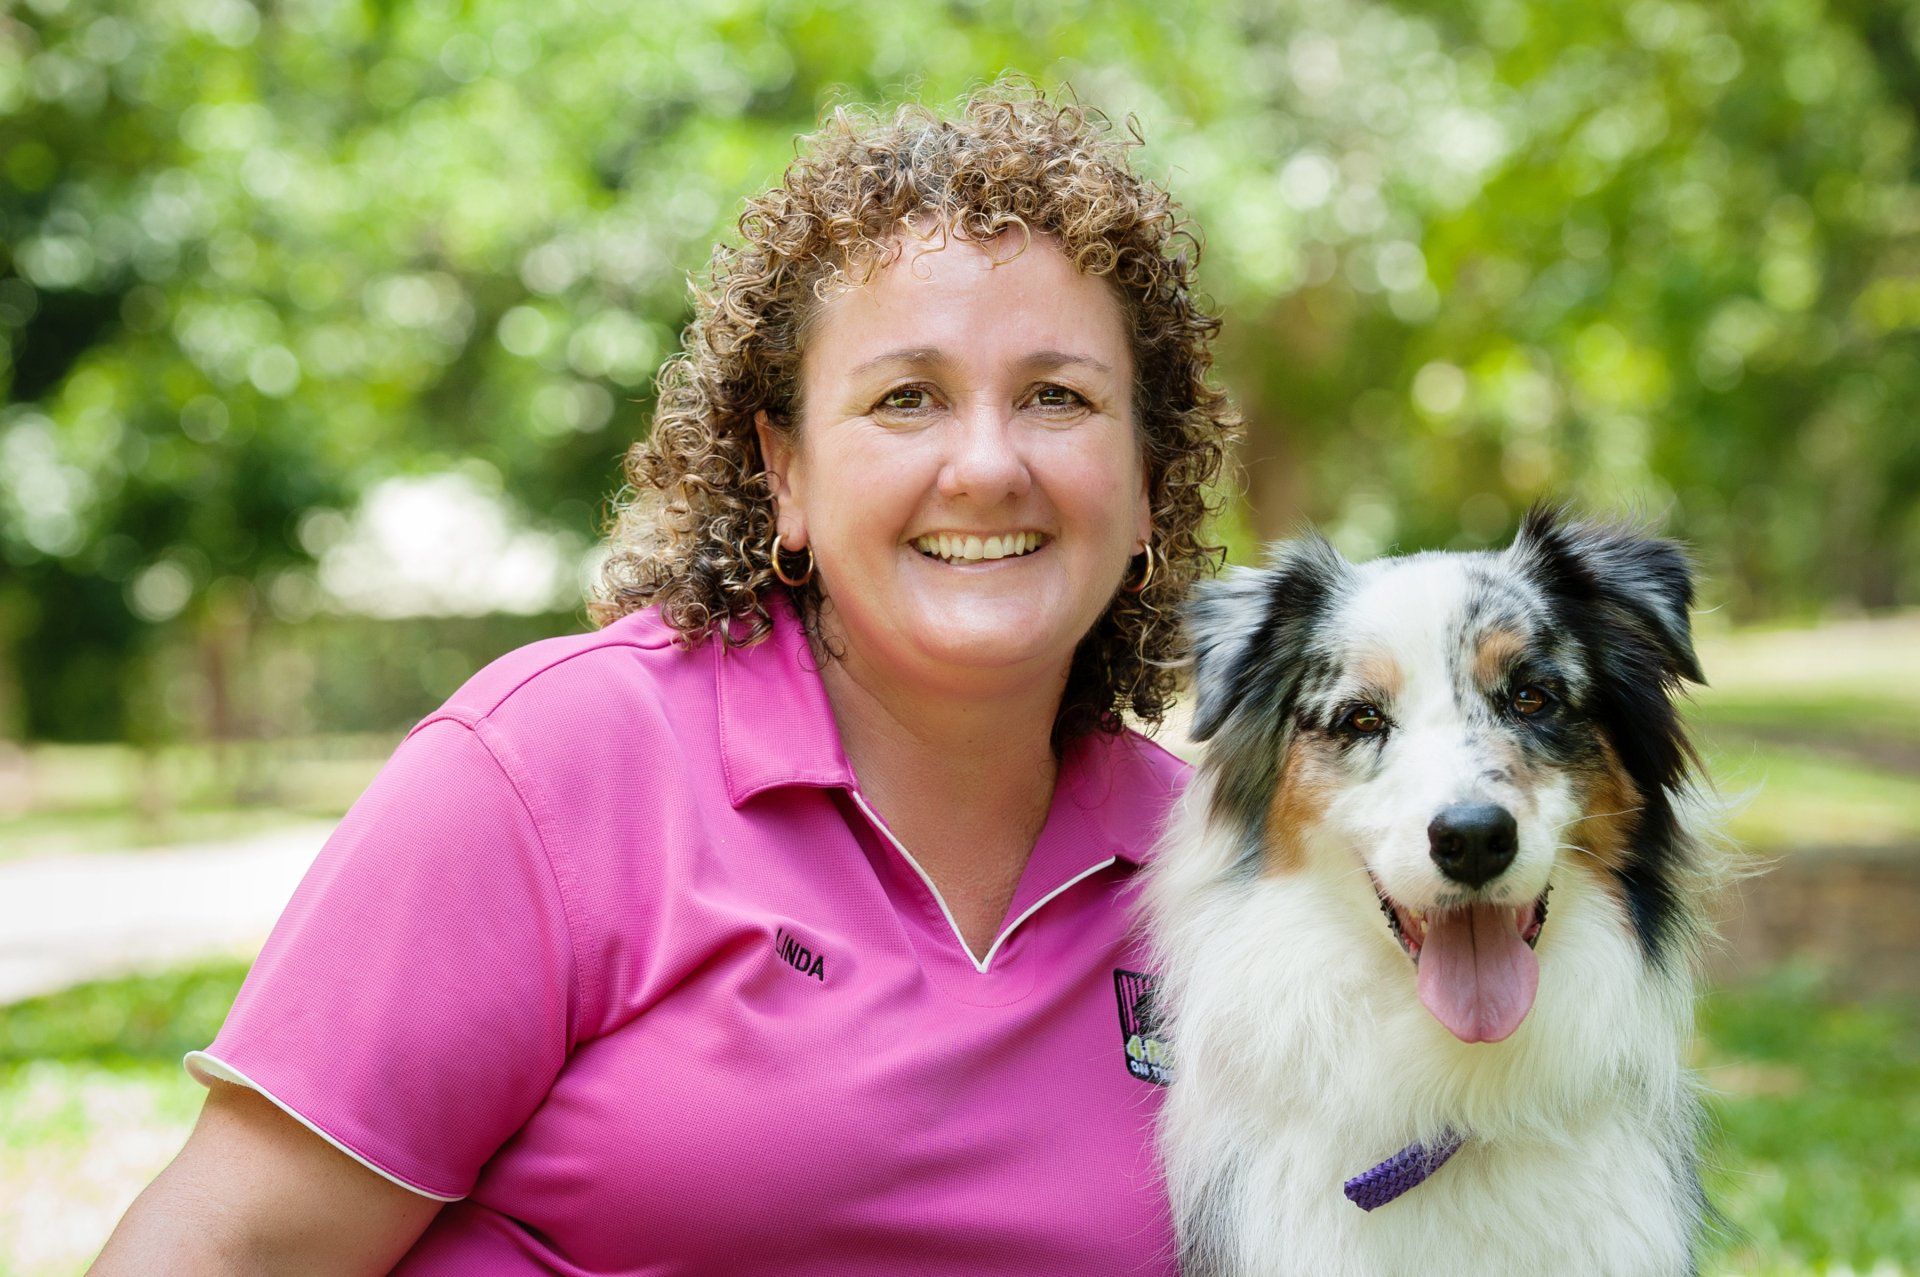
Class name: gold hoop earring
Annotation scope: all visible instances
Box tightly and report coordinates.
[1126,542,1156,594]
[771,530,815,588]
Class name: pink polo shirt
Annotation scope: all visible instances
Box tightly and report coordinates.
[187,597,1187,1275]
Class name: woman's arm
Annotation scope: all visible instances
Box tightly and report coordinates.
[89,1079,444,1276]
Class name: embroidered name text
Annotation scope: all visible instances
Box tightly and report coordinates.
[774,927,826,981]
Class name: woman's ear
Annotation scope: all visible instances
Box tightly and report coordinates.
[754,410,807,548]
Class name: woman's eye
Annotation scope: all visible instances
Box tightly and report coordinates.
[1339,704,1388,735]
[1510,685,1552,716]
[1029,384,1087,410]
[876,386,932,413]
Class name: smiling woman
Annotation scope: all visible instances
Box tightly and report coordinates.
[92,79,1240,1277]
[760,226,1150,715]
[598,81,1237,743]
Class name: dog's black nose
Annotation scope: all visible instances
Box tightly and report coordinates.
[1428,803,1518,887]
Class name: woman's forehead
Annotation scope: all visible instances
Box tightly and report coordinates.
[803,226,1131,378]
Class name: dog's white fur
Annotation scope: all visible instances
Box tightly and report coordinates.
[1143,549,1718,1277]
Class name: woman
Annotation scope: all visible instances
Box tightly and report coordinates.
[92,81,1238,1275]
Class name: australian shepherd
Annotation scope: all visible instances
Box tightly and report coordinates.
[1142,508,1723,1277]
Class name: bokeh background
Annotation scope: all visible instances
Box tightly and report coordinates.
[3,0,1917,1272]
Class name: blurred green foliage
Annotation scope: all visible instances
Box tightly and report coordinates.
[3,0,1918,741]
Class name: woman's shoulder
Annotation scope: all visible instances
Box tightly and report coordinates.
[425,606,703,739]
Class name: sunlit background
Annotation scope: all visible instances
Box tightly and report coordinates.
[2,0,1917,1273]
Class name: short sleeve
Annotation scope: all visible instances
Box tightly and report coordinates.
[186,717,577,1201]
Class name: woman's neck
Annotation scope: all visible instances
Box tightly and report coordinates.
[811,622,1065,957]
[817,643,1061,823]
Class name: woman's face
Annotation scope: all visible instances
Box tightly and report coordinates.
[759,227,1151,697]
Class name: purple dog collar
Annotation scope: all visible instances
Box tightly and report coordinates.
[1343,1130,1466,1211]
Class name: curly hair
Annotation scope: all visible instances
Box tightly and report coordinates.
[592,78,1239,744]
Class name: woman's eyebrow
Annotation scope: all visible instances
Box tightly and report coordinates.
[849,347,1117,379]
[1020,350,1115,377]
[848,346,947,378]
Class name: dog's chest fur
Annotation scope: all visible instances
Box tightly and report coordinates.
[1148,784,1702,1277]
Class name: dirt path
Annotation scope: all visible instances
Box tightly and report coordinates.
[0,824,331,1005]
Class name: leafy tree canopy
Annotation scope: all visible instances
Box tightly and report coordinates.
[3,0,1916,737]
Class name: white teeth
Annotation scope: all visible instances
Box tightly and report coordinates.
[911,532,1046,562]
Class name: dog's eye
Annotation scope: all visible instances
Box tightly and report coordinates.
[1511,686,1551,716]
[1340,704,1388,735]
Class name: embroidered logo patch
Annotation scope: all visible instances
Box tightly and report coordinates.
[1114,968,1169,1085]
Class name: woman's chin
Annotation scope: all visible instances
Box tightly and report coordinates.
[818,550,1116,685]
[892,597,1089,679]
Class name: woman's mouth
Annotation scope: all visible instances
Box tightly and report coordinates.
[909,532,1049,564]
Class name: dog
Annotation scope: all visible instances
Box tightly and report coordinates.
[1141,507,1723,1277]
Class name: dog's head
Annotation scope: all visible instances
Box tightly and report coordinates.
[1186,506,1703,1044]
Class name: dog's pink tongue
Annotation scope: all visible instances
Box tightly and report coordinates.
[1416,903,1539,1043]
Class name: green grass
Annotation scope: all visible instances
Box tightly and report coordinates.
[1698,966,1920,1275]
[1693,613,1920,750]
[0,962,250,1068]
[1,960,1915,1276]
[1697,694,1920,751]
[0,962,250,1277]
[1704,740,1920,854]
[1676,612,1920,856]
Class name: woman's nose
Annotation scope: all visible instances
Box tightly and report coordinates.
[938,408,1032,501]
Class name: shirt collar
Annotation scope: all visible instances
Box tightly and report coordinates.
[715,596,1184,864]
[715,595,857,807]
[1052,728,1184,867]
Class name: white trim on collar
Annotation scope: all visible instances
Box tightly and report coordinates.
[849,790,1116,975]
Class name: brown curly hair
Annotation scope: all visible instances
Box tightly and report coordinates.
[592,78,1239,744]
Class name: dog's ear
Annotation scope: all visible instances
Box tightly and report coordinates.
[1188,533,1348,743]
[1511,504,1704,686]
